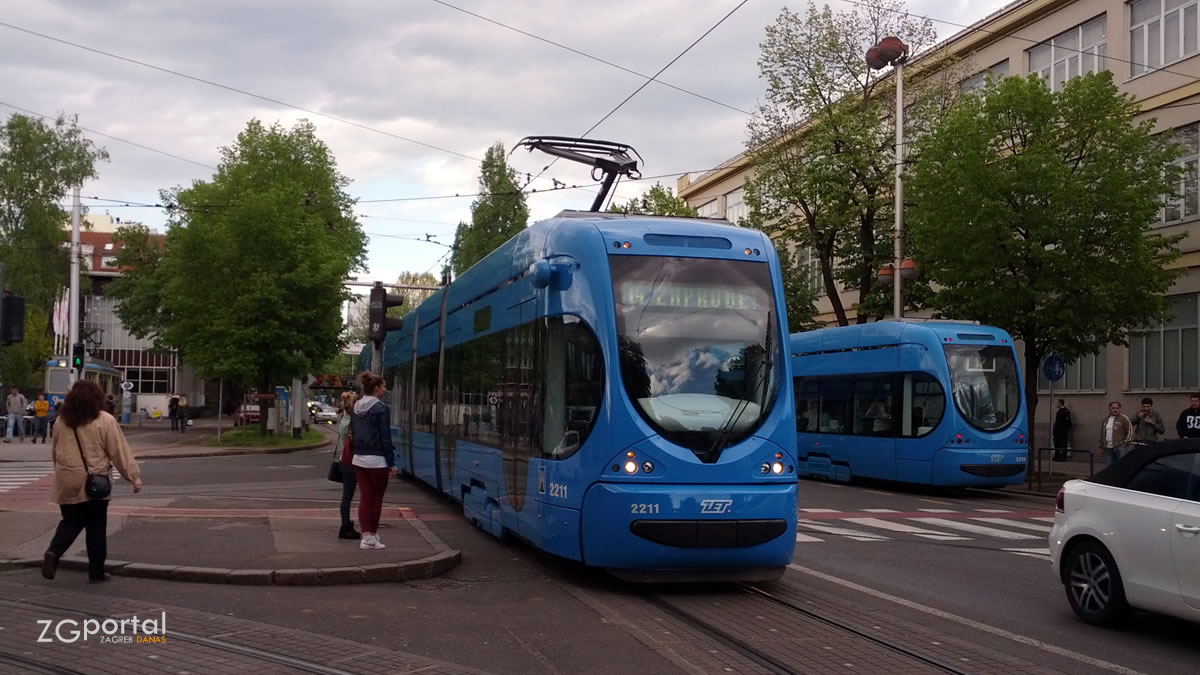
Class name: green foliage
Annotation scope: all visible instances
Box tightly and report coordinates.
[208,427,324,447]
[0,113,108,309]
[745,0,943,326]
[107,119,367,398]
[450,143,529,275]
[775,245,821,333]
[907,72,1185,442]
[609,183,697,217]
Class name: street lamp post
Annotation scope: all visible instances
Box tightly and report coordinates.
[867,36,911,319]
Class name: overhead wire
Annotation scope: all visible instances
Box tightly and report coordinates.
[427,0,751,115]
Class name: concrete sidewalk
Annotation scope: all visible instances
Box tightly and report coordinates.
[0,414,334,462]
[0,480,461,586]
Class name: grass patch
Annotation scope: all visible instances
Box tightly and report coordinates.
[207,428,326,448]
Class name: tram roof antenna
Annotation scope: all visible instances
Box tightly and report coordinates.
[514,136,642,212]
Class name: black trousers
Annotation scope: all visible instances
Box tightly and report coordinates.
[47,500,109,579]
[339,462,358,528]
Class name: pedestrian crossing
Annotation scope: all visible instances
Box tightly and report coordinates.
[0,464,53,493]
[793,507,1055,560]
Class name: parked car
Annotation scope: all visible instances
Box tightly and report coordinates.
[311,403,338,425]
[1049,440,1200,626]
[232,403,260,427]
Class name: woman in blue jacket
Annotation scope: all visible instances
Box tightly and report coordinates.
[350,371,396,550]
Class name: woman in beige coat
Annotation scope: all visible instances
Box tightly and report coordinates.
[42,379,142,583]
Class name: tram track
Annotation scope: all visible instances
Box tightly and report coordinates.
[640,583,975,675]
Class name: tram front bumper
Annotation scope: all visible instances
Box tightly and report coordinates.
[580,482,797,570]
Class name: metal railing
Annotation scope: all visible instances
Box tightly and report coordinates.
[1034,447,1095,492]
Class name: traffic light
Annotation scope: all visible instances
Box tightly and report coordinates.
[0,294,23,345]
[71,342,86,373]
[368,282,405,343]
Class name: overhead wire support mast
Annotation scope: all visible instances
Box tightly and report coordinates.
[514,136,642,212]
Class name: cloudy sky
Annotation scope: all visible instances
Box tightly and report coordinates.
[1,0,1011,299]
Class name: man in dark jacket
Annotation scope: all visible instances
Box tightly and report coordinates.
[1176,394,1200,438]
[1131,397,1165,444]
[1052,399,1072,461]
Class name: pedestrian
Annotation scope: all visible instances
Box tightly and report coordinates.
[33,392,50,444]
[41,379,142,583]
[5,386,27,443]
[1176,394,1200,438]
[168,394,180,431]
[1130,397,1165,445]
[350,371,396,550]
[177,395,189,433]
[1051,399,1073,462]
[1098,401,1133,467]
[334,391,360,540]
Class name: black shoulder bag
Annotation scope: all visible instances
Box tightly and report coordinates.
[73,426,112,500]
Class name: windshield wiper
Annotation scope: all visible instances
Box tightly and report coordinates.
[702,312,773,463]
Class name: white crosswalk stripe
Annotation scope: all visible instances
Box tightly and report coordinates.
[0,464,53,493]
[792,508,1055,558]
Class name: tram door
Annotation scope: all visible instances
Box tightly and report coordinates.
[502,301,537,516]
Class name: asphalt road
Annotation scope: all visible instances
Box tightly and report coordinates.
[6,448,1196,674]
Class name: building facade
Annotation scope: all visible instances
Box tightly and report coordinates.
[677,0,1200,450]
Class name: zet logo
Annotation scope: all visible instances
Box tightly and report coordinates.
[699,499,733,514]
[990,454,1005,463]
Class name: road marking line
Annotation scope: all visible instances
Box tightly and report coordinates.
[1003,547,1052,560]
[786,564,1147,675]
[861,508,900,513]
[842,517,968,541]
[799,508,841,513]
[814,482,845,488]
[974,508,1013,513]
[916,508,958,513]
[863,489,894,496]
[1031,517,1056,523]
[795,533,824,543]
[796,519,889,540]
[917,498,954,505]
[909,518,1041,540]
[969,517,1053,533]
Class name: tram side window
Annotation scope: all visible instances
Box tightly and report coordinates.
[819,379,853,434]
[541,316,604,460]
[906,374,945,438]
[795,378,820,432]
[853,375,893,436]
[414,353,439,433]
[796,373,945,438]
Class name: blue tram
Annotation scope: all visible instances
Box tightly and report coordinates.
[44,355,122,408]
[366,211,799,580]
[790,321,1029,487]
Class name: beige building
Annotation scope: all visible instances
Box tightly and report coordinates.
[677,0,1200,451]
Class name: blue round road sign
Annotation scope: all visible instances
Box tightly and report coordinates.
[1043,355,1066,383]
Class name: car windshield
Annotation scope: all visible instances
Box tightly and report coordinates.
[611,254,781,462]
[944,344,1020,432]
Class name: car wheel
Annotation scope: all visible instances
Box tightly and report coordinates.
[1064,540,1131,626]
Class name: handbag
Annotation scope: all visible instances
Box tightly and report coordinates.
[327,430,344,483]
[73,426,112,500]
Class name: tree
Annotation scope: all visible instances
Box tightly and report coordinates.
[906,72,1185,447]
[450,143,529,275]
[107,119,367,433]
[610,183,697,217]
[775,245,820,333]
[744,1,945,325]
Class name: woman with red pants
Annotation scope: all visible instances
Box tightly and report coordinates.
[350,371,396,550]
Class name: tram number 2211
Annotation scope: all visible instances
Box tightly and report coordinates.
[630,503,661,514]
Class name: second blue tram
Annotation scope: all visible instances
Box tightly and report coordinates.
[790,321,1028,487]
[366,210,799,580]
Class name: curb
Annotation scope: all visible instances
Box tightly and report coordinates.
[4,549,461,585]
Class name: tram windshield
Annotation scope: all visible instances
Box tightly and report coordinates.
[944,344,1020,432]
[611,255,781,461]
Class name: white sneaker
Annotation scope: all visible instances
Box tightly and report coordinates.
[359,535,386,550]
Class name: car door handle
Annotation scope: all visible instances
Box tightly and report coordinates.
[1176,524,1200,534]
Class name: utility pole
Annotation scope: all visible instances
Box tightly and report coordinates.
[68,185,82,385]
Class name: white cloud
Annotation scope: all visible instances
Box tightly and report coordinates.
[0,0,1013,287]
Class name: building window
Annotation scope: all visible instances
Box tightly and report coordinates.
[126,367,173,394]
[959,59,1010,93]
[1130,0,1199,77]
[1037,352,1107,392]
[696,199,720,219]
[795,246,824,298]
[100,256,119,268]
[1129,293,1200,390]
[724,187,747,225]
[103,242,114,251]
[1163,122,1200,226]
[1028,15,1108,92]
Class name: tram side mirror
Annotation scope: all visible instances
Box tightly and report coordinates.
[532,260,552,289]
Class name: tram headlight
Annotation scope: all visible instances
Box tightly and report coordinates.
[624,460,638,474]
[772,462,784,474]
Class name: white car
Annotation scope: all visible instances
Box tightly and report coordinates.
[311,404,339,425]
[1049,441,1200,626]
